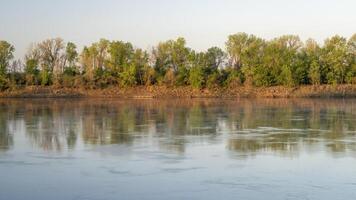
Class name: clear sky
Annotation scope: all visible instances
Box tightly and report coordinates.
[1,0,355,59]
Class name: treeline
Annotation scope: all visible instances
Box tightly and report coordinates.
[0,33,355,90]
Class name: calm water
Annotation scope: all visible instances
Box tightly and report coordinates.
[0,98,356,200]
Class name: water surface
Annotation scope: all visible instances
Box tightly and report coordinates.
[0,98,356,200]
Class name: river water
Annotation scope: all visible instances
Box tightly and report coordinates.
[0,98,355,200]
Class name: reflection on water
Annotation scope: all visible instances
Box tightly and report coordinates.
[1,98,356,200]
[0,99,355,157]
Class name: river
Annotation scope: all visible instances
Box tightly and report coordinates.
[0,98,355,200]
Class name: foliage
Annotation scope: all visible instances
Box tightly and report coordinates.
[40,69,51,86]
[0,76,9,90]
[175,66,189,86]
[119,65,137,87]
[0,41,15,77]
[189,66,205,89]
[163,68,175,86]
[308,60,321,85]
[0,33,355,91]
[206,72,221,88]
[224,67,243,87]
[24,59,40,85]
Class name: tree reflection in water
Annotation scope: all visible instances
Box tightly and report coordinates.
[0,99,355,158]
[0,102,13,151]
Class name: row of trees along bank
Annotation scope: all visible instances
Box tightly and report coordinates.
[0,33,355,90]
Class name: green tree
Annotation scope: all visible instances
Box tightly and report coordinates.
[346,34,356,83]
[65,42,78,67]
[0,41,14,90]
[321,35,351,84]
[205,47,225,72]
[226,33,265,85]
[261,35,302,86]
[0,41,15,76]
[152,37,191,79]
[109,41,134,73]
[131,49,149,85]
[302,39,321,84]
[81,39,109,85]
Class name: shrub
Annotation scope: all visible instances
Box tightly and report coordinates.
[175,67,189,86]
[252,66,274,87]
[189,66,205,89]
[93,68,117,88]
[25,59,40,85]
[25,74,37,85]
[163,69,175,86]
[309,61,321,85]
[40,70,52,86]
[206,72,221,89]
[142,67,156,86]
[224,69,243,87]
[346,64,356,84]
[279,65,295,87]
[119,65,137,87]
[62,75,76,88]
[63,66,79,76]
[0,76,9,91]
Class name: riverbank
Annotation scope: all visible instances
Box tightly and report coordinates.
[0,85,356,98]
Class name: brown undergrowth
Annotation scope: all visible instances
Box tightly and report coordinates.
[0,85,355,98]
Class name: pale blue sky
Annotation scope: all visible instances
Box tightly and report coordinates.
[1,0,355,59]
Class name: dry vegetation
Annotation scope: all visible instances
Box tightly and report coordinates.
[1,84,355,98]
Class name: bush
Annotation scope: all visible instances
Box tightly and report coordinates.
[25,74,38,85]
[119,65,137,87]
[163,69,175,86]
[252,66,274,87]
[224,69,243,87]
[345,64,356,84]
[142,67,156,86]
[206,72,221,88]
[175,67,189,86]
[62,75,76,88]
[189,66,205,89]
[40,70,52,86]
[279,65,295,87]
[309,61,321,85]
[63,66,79,76]
[0,76,9,91]
[24,59,40,85]
[93,68,117,88]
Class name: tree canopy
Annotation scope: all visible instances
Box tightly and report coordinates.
[0,33,355,90]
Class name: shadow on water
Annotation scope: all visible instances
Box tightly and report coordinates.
[0,98,355,158]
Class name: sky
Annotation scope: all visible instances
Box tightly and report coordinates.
[0,0,355,59]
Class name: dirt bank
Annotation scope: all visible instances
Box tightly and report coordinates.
[0,85,356,98]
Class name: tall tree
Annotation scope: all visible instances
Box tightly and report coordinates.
[262,35,303,86]
[152,37,190,75]
[37,38,65,74]
[108,41,134,73]
[0,41,15,76]
[321,35,351,84]
[80,39,109,81]
[131,48,149,85]
[205,47,226,72]
[65,42,78,67]
[346,34,356,83]
[303,39,321,84]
